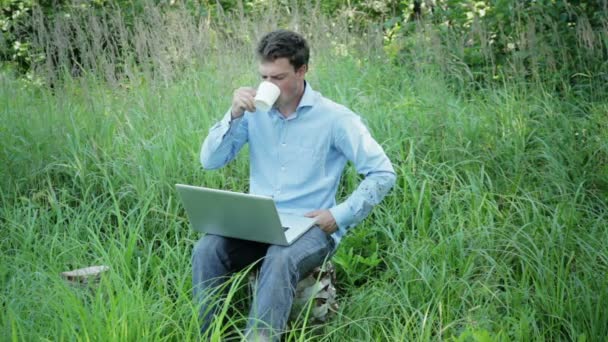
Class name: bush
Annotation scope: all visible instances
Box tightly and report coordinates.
[385,0,608,97]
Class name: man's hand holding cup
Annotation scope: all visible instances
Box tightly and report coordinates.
[230,87,256,119]
[230,81,280,119]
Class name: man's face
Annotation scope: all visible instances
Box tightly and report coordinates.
[258,57,307,110]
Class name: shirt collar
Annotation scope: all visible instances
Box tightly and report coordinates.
[296,81,316,110]
[268,81,317,120]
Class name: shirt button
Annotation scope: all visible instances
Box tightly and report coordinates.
[281,167,285,171]
[281,143,286,147]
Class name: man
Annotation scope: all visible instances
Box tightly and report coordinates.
[193,29,395,340]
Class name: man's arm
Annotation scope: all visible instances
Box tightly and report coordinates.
[329,171,395,230]
[199,110,249,169]
[200,87,256,169]
[327,114,396,234]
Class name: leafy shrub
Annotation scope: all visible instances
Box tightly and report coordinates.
[385,0,608,96]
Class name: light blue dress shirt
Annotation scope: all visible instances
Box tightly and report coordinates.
[200,82,396,245]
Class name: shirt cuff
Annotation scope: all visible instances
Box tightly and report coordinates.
[329,202,355,231]
[220,110,243,136]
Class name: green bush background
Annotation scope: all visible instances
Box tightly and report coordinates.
[1,1,607,340]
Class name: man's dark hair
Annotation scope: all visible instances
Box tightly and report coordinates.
[256,30,309,70]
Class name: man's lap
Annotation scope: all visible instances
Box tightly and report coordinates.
[195,226,334,275]
[263,227,335,278]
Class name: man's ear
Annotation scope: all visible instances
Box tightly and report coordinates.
[296,64,308,77]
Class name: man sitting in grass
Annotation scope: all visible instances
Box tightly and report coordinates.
[193,29,396,341]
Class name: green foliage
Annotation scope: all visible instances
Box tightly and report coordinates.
[2,2,608,341]
[385,0,608,96]
[4,0,607,101]
[332,227,383,287]
[1,0,36,73]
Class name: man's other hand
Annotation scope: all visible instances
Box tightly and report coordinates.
[304,209,337,234]
[231,87,257,119]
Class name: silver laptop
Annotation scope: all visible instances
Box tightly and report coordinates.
[176,184,317,246]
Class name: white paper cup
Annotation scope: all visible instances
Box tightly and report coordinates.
[254,81,280,112]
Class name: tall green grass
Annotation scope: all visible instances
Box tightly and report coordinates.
[2,3,608,341]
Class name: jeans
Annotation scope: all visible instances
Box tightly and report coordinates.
[192,226,335,340]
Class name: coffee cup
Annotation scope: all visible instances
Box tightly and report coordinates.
[254,81,280,112]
